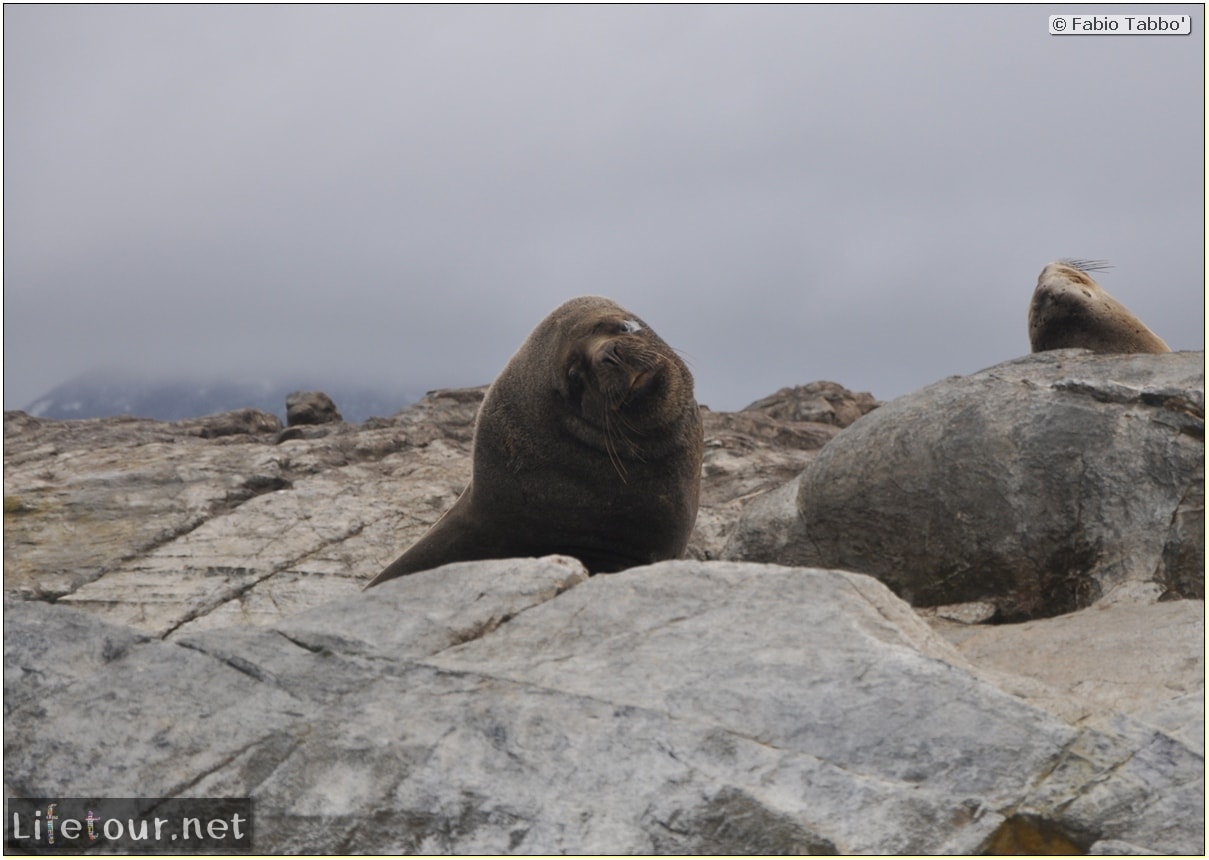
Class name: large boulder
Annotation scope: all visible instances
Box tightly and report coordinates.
[5,558,1202,854]
[724,350,1204,620]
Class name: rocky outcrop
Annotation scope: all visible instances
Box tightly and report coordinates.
[285,390,343,426]
[741,380,880,427]
[5,559,1202,854]
[724,350,1205,620]
[1,382,856,635]
[3,408,288,602]
[3,372,1202,855]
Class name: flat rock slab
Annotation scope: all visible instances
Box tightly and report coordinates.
[936,599,1205,747]
[4,386,850,633]
[5,559,1202,854]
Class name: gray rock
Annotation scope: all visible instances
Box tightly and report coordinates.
[4,559,1201,854]
[285,390,343,426]
[690,409,834,560]
[1089,838,1163,854]
[742,380,880,427]
[718,472,813,564]
[725,350,1205,619]
[2,599,149,717]
[193,407,283,438]
[2,409,290,600]
[4,368,1202,854]
[936,599,1204,732]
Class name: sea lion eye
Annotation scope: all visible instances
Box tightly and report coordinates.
[566,362,585,396]
[620,319,643,334]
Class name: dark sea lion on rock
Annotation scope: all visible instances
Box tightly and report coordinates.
[367,296,703,587]
[1028,259,1171,354]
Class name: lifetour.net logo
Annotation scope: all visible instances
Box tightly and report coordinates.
[5,798,253,854]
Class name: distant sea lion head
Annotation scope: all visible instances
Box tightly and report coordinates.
[1040,258,1109,286]
[1028,259,1171,354]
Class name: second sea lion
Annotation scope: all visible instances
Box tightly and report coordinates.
[1028,259,1171,354]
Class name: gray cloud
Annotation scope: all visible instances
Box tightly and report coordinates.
[4,4,1204,412]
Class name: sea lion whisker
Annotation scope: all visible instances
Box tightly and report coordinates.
[612,421,648,464]
[609,399,652,450]
[1063,258,1113,273]
[609,386,642,436]
[602,406,630,483]
[670,345,699,367]
[605,379,656,465]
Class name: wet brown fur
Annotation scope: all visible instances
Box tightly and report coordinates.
[1027,260,1171,354]
[367,296,703,586]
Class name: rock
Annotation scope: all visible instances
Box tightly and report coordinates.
[3,381,849,624]
[193,407,283,438]
[742,380,880,427]
[386,385,486,441]
[5,363,1203,854]
[922,600,999,625]
[689,409,836,560]
[717,472,812,564]
[4,559,1202,854]
[2,409,289,600]
[2,600,149,718]
[1089,840,1163,855]
[285,390,343,426]
[928,599,1205,749]
[724,350,1205,620]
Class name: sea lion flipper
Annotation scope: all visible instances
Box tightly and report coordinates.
[366,489,483,588]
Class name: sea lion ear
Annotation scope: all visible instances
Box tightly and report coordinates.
[620,319,643,333]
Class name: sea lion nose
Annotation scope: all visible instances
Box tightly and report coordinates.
[598,341,622,367]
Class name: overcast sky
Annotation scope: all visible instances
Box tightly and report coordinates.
[4,4,1204,414]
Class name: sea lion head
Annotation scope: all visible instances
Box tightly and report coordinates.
[481,295,700,481]
[1039,259,1110,290]
[554,303,686,429]
[1028,259,1171,354]
[495,296,695,454]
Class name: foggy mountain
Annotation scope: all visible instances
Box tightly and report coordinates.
[19,372,421,425]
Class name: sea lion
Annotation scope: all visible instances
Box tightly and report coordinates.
[367,296,703,587]
[1028,259,1171,354]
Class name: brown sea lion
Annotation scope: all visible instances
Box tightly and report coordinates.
[1028,259,1171,354]
[367,296,703,587]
